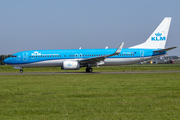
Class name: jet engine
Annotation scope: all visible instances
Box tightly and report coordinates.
[61,61,80,70]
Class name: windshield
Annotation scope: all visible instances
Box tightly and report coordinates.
[12,55,17,58]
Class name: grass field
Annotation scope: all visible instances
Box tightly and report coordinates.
[1,64,180,73]
[0,73,180,119]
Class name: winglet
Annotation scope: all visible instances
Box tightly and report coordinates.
[115,42,124,54]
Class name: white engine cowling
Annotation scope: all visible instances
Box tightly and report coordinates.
[61,61,80,70]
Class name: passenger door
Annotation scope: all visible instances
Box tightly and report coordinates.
[140,50,144,59]
[23,52,28,61]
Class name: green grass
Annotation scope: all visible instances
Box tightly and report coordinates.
[1,64,180,73]
[0,73,180,119]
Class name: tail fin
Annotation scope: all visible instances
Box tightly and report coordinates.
[130,17,171,49]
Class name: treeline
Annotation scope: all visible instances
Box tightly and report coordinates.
[0,55,12,65]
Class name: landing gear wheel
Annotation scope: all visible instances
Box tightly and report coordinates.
[86,68,93,73]
[89,68,93,73]
[86,68,89,72]
[20,69,23,73]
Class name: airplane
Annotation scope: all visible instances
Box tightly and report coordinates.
[4,17,176,73]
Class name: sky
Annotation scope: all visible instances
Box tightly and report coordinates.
[0,0,180,56]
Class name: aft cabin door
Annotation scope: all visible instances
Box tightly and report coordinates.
[140,50,144,59]
[23,52,28,61]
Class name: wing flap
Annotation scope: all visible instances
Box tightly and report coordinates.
[153,47,177,53]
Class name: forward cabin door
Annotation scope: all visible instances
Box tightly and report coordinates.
[23,52,28,61]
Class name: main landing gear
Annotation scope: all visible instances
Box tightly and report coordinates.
[20,69,23,73]
[86,68,93,73]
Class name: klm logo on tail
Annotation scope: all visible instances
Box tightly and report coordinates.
[151,32,166,41]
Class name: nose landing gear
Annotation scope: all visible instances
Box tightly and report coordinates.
[20,69,23,73]
[86,68,93,73]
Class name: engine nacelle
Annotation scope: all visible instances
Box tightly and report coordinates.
[61,61,80,70]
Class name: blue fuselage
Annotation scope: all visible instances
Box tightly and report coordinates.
[4,48,165,68]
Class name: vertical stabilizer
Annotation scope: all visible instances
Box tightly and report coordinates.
[130,17,171,49]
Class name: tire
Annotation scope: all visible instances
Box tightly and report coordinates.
[20,69,23,73]
[86,68,89,72]
[89,68,93,73]
[86,68,93,73]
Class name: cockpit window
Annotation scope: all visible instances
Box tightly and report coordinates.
[12,55,17,58]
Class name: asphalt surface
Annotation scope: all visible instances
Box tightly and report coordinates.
[0,71,180,75]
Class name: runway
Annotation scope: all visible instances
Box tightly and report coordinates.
[0,71,180,75]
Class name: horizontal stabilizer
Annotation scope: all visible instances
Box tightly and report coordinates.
[153,47,177,53]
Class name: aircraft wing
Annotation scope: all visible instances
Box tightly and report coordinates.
[79,42,124,65]
[153,47,177,53]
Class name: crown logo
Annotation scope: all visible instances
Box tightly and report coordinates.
[155,32,162,36]
[67,63,72,66]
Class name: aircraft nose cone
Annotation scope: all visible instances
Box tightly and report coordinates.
[4,58,10,64]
